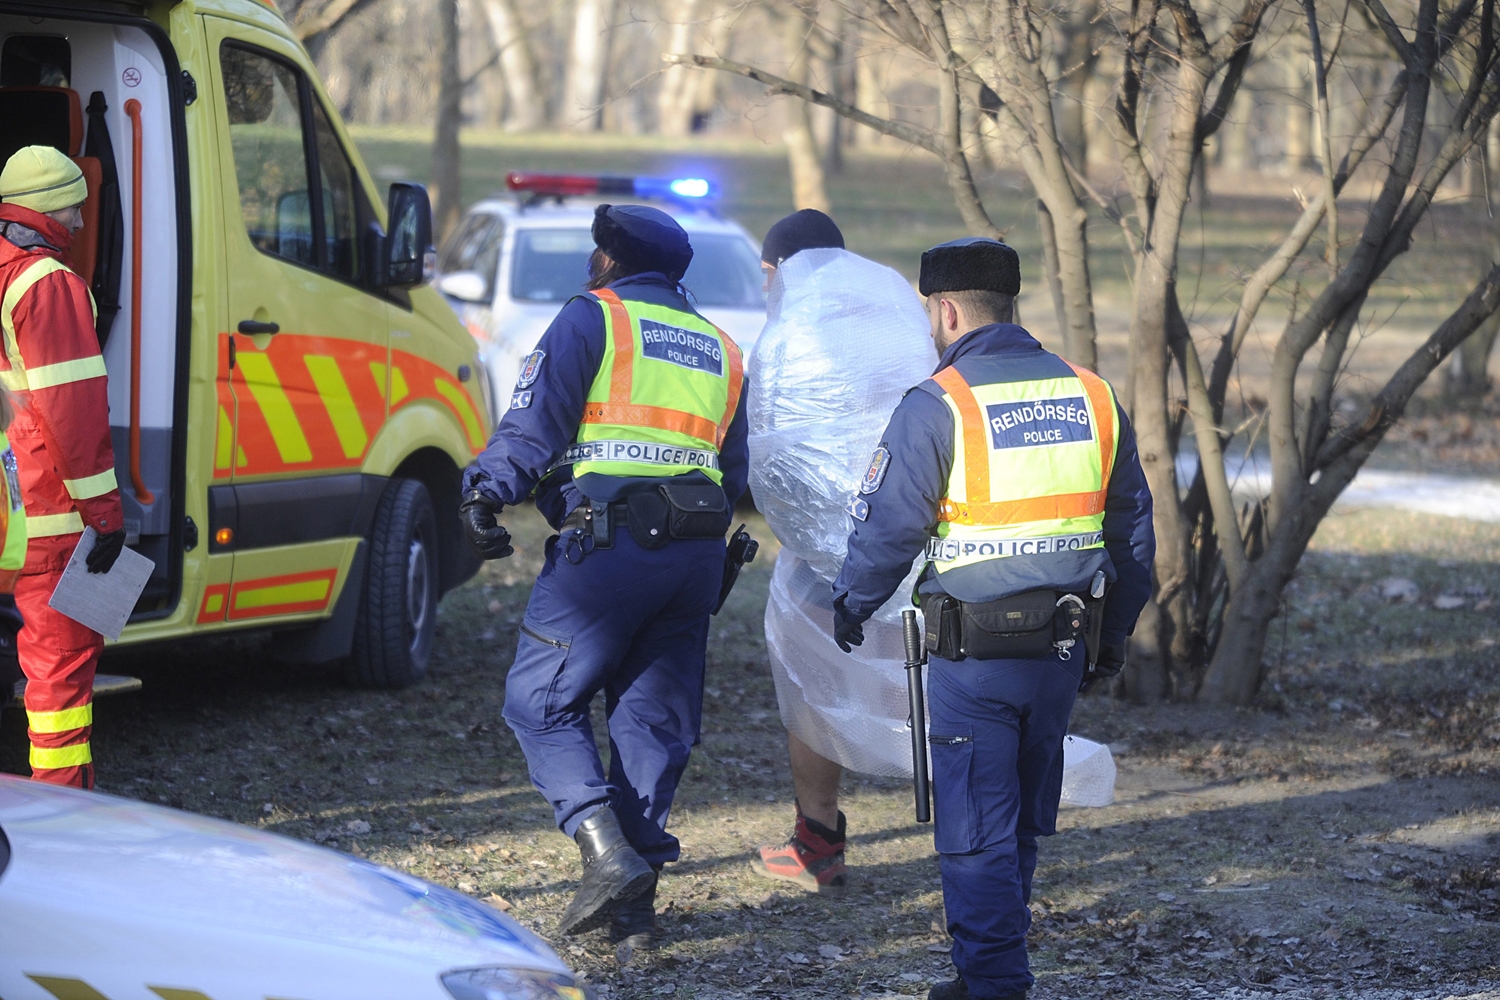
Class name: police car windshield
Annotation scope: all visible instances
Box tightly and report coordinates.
[511,228,766,309]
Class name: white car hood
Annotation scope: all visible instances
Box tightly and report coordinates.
[0,776,566,998]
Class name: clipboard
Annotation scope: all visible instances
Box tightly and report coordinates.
[46,527,155,641]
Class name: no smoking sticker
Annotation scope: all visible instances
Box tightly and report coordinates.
[122,67,142,87]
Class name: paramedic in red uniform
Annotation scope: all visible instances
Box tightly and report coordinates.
[0,145,127,789]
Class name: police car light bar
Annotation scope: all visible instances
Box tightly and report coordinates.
[506,172,718,201]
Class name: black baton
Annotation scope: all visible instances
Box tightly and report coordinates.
[902,609,931,823]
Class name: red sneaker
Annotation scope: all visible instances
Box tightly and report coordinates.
[751,808,847,893]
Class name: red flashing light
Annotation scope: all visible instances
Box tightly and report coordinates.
[506,172,634,197]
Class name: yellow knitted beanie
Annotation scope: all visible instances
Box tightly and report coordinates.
[0,145,87,214]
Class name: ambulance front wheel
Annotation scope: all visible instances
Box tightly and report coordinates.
[347,477,440,689]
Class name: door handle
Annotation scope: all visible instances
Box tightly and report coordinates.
[237,319,280,335]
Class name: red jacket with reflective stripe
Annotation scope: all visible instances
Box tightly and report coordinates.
[0,204,121,568]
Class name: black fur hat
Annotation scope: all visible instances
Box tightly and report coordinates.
[592,203,694,281]
[919,237,1021,297]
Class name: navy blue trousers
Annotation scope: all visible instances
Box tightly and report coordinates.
[928,648,1084,998]
[501,526,723,866]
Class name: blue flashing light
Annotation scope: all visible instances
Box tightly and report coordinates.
[670,178,712,198]
[633,176,717,201]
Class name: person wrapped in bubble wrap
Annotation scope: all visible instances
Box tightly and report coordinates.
[745,210,936,893]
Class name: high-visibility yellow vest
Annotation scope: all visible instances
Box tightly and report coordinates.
[0,428,27,592]
[565,289,743,483]
[925,360,1118,577]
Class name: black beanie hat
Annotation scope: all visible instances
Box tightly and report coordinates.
[919,237,1021,297]
[761,208,845,265]
[592,203,694,281]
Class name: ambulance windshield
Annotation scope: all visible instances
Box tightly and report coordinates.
[510,229,765,309]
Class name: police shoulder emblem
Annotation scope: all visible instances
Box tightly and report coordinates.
[860,446,891,495]
[510,390,533,410]
[517,349,546,388]
[846,496,869,522]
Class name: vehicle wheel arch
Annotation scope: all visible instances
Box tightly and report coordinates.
[388,446,479,597]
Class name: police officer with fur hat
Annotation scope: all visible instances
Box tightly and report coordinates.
[830,237,1155,1000]
[461,204,748,952]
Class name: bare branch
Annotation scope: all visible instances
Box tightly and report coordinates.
[1304,0,1340,274]
[1314,264,1500,471]
[293,0,374,40]
[662,53,941,154]
[1360,0,1412,61]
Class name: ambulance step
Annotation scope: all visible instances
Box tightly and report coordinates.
[6,674,142,709]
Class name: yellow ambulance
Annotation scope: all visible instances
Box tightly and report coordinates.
[0,0,490,687]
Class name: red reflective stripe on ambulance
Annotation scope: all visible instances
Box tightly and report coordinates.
[227,568,339,621]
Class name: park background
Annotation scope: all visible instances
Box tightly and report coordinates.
[7,0,1500,996]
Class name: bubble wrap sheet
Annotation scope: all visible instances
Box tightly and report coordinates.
[749,249,934,777]
[748,248,935,583]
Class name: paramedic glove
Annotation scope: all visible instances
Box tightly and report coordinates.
[86,528,127,575]
[832,596,865,653]
[461,490,513,560]
[1081,641,1127,693]
[85,527,126,575]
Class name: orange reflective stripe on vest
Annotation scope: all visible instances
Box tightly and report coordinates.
[933,362,1117,526]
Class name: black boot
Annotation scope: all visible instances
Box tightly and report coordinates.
[929,979,1024,1000]
[557,806,656,936]
[610,868,660,962]
[929,979,970,1000]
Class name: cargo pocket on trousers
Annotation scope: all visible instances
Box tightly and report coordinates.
[930,728,977,855]
[511,621,572,724]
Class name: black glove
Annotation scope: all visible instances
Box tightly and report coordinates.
[86,528,127,574]
[1080,641,1127,693]
[832,596,865,653]
[460,489,514,560]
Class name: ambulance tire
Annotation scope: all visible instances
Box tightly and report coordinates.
[347,477,439,689]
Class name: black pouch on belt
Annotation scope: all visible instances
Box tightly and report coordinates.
[625,490,672,549]
[658,482,731,539]
[958,590,1058,660]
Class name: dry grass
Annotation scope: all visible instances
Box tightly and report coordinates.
[5,503,1498,998]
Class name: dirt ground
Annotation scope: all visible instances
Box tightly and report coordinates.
[4,499,1498,999]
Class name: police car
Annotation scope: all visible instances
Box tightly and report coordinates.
[436,173,766,421]
[0,774,590,999]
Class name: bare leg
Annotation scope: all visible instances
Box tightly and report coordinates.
[788,731,842,830]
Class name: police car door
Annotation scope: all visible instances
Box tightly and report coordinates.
[201,18,389,625]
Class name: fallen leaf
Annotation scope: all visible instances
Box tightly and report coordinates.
[484,893,512,912]
[345,819,371,835]
[784,952,810,966]
[817,945,844,961]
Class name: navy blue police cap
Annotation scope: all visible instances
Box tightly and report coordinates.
[593,204,694,281]
[919,236,1021,297]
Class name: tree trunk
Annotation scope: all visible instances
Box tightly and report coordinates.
[561,0,615,131]
[1221,87,1252,171]
[480,0,545,131]
[686,8,732,132]
[1447,309,1500,396]
[782,14,830,213]
[1283,55,1311,173]
[432,0,463,243]
[657,0,704,136]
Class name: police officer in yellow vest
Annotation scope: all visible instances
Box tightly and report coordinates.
[832,238,1155,1000]
[461,205,748,950]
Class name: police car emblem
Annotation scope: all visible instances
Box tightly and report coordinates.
[517,349,546,388]
[511,390,533,410]
[846,496,869,522]
[860,446,891,495]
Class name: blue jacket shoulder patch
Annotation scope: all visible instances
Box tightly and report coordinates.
[517,349,546,388]
[860,446,891,495]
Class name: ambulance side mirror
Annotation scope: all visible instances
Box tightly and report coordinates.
[385,182,436,288]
